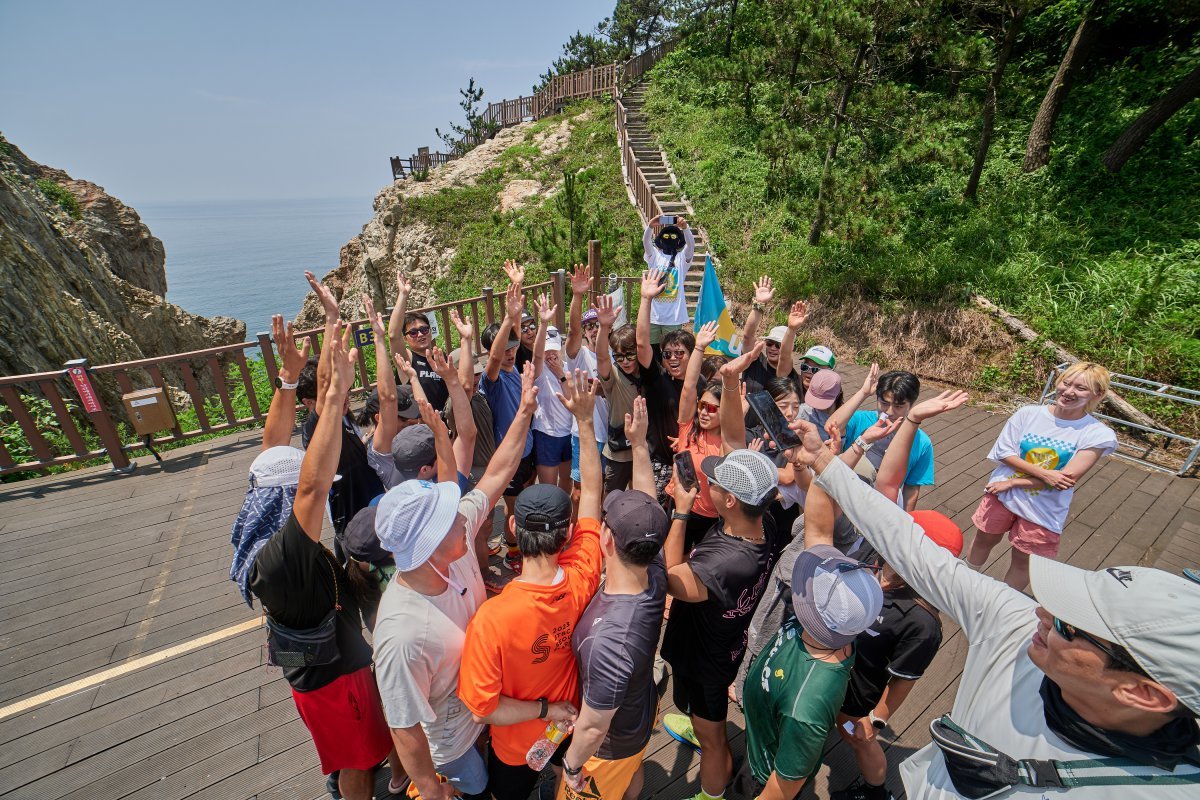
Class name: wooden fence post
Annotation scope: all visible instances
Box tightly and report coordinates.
[588,240,603,298]
[482,286,496,326]
[257,332,279,388]
[64,358,134,473]
[552,269,567,332]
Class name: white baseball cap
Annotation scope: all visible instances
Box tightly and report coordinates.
[1031,557,1200,713]
[793,545,885,648]
[802,345,836,368]
[765,326,789,344]
[700,449,779,505]
[545,326,562,352]
[249,446,306,488]
[375,480,462,571]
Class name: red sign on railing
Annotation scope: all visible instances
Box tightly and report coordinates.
[66,363,102,413]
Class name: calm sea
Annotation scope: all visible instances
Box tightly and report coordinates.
[139,197,369,337]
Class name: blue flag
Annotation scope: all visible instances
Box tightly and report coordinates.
[693,255,742,356]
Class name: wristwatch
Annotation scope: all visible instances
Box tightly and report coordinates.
[275,376,299,391]
[853,437,872,453]
[869,711,887,730]
[537,697,549,720]
[671,511,691,522]
[752,301,767,312]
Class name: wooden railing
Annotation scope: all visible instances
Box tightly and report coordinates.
[390,45,665,180]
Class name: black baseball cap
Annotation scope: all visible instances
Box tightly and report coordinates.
[341,505,394,567]
[363,386,420,420]
[515,484,573,531]
[602,489,669,552]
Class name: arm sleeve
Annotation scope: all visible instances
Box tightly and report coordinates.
[1079,421,1118,457]
[642,225,655,267]
[457,614,503,718]
[687,541,732,606]
[681,228,696,266]
[374,626,438,729]
[367,444,399,489]
[814,457,1036,642]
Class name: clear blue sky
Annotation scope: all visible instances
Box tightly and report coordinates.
[1,0,614,206]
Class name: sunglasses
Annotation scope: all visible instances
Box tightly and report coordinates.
[1052,617,1147,675]
[520,321,537,333]
[699,401,719,414]
[799,362,825,375]
[613,352,638,364]
[833,561,883,573]
[405,326,431,337]
[582,321,599,331]
[662,349,689,360]
[764,340,782,349]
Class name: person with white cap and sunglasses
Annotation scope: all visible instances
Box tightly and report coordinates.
[370,360,542,800]
[789,391,1200,800]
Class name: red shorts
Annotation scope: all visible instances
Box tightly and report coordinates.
[971,493,1060,557]
[292,666,393,774]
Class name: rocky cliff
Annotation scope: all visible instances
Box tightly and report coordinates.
[0,134,245,378]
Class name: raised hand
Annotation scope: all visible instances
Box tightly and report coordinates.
[393,350,417,382]
[786,418,828,467]
[449,308,474,342]
[859,363,880,397]
[753,276,775,305]
[504,281,525,322]
[555,369,597,422]
[502,259,525,287]
[394,271,413,303]
[640,268,666,300]
[427,346,456,381]
[626,396,648,447]
[272,314,311,382]
[535,292,556,324]
[596,293,622,328]
[672,462,699,512]
[305,271,340,324]
[695,320,719,352]
[326,321,358,397]
[787,300,809,331]
[362,293,386,339]
[860,415,902,444]
[909,389,970,423]
[417,398,448,438]
[719,340,766,380]
[569,262,591,296]
[748,437,765,452]
[517,363,540,417]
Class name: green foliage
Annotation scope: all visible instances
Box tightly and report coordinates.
[437,78,502,155]
[641,3,1200,391]
[523,169,617,272]
[36,178,81,219]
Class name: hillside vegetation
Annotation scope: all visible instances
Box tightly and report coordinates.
[626,1,1197,398]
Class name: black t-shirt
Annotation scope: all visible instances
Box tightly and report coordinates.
[513,343,535,376]
[661,517,779,685]
[573,558,667,759]
[301,413,384,535]
[249,513,374,692]
[408,351,449,411]
[745,355,801,397]
[841,587,941,717]
[642,360,681,464]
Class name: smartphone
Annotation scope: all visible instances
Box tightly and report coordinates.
[748,391,803,451]
[661,214,675,225]
[673,451,698,492]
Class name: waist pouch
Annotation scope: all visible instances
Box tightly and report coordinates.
[608,423,632,453]
[930,714,1200,799]
[266,610,341,669]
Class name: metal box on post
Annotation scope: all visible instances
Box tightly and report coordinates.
[121,388,176,462]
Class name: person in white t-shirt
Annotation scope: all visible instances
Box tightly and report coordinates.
[789,393,1200,800]
[529,294,574,493]
[372,365,539,800]
[642,214,695,345]
[965,362,1118,590]
[563,263,610,487]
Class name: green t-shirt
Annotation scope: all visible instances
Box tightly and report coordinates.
[743,616,855,785]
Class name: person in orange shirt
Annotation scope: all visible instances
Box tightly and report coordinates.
[458,371,604,800]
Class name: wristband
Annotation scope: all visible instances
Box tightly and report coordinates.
[752,301,767,312]
[538,697,548,720]
[904,415,921,426]
[563,760,582,777]
[275,376,299,391]
[671,512,691,522]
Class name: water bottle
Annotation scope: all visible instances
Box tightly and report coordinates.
[526,720,572,770]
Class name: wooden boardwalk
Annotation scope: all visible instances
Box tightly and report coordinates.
[2,366,1198,800]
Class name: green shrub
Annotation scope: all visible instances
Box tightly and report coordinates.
[35,178,81,219]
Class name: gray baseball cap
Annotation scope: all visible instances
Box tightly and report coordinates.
[391,424,436,478]
[701,449,779,505]
[793,545,884,648]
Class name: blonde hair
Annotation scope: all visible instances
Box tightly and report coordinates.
[1057,362,1110,412]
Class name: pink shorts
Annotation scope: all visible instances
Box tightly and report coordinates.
[971,493,1060,557]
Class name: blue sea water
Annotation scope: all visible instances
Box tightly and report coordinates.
[138,197,369,338]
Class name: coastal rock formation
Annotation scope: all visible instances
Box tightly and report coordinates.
[297,114,581,327]
[0,134,246,378]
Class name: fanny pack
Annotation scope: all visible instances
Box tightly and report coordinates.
[930,714,1200,799]
[608,422,632,453]
[265,548,343,669]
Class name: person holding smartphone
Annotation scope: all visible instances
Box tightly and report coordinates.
[641,214,695,347]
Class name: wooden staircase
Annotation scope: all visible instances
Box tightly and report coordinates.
[617,82,709,310]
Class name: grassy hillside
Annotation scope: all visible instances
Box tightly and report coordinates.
[642,12,1198,402]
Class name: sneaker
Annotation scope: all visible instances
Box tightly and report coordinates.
[663,712,700,752]
[483,573,507,594]
[326,772,342,799]
[488,541,503,557]
[831,783,894,800]
[503,549,523,574]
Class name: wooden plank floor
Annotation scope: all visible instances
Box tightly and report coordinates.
[1,368,1197,800]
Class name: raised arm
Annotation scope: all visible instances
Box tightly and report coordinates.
[294,322,357,541]
[741,276,773,353]
[486,282,523,383]
[665,467,707,603]
[365,294,401,455]
[428,346,474,479]
[305,271,341,418]
[718,340,765,453]
[449,308,475,389]
[777,300,808,377]
[388,269,413,362]
[827,362,879,442]
[564,263,589,360]
[593,293,621,381]
[557,371,601,519]
[636,268,664,369]
[263,314,311,449]
[417,398,455,484]
[473,365,538,507]
[680,322,718,425]
[393,351,428,405]
[641,216,659,267]
[531,293,554,380]
[626,397,654,496]
[679,217,695,264]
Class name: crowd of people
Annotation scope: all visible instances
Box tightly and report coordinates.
[230,217,1200,800]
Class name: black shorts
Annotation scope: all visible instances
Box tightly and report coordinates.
[503,453,536,497]
[671,670,730,723]
[486,737,570,800]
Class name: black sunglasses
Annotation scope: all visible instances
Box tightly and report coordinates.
[520,321,537,332]
[613,352,638,364]
[1052,617,1147,676]
[834,561,882,574]
[406,326,431,337]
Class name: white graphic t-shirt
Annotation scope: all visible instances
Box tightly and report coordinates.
[985,404,1117,533]
[642,225,696,326]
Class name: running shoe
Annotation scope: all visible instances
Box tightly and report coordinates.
[663,712,700,752]
[503,549,523,574]
[483,573,507,594]
[488,541,503,557]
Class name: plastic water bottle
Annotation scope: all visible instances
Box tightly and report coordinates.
[526,720,572,770]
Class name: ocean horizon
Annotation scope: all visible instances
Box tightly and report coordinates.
[139,196,370,338]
